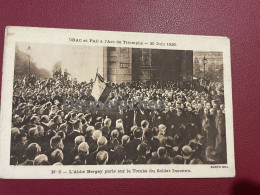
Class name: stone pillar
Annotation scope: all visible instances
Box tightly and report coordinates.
[181,50,193,81]
[105,47,132,83]
[103,47,108,81]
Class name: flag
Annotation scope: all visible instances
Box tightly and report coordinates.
[91,73,111,102]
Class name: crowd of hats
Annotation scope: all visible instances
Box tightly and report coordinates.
[10,76,227,165]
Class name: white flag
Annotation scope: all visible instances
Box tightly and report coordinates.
[91,73,111,102]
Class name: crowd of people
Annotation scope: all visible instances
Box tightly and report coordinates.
[10,73,227,166]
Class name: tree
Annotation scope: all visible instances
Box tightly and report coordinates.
[14,46,51,79]
[193,57,201,78]
[52,61,62,72]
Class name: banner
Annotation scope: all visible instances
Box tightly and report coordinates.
[91,73,111,102]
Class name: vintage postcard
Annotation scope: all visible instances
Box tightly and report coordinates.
[0,26,235,178]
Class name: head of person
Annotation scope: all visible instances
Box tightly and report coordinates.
[41,115,49,124]
[190,158,204,164]
[50,136,64,150]
[77,113,84,120]
[152,127,159,136]
[137,142,149,156]
[100,125,109,137]
[59,123,67,133]
[173,155,184,164]
[196,134,206,146]
[164,106,170,112]
[197,103,203,110]
[96,150,109,165]
[71,112,78,120]
[189,139,198,152]
[176,101,182,109]
[92,130,102,141]
[81,118,86,126]
[114,145,126,164]
[65,113,73,122]
[50,122,59,132]
[86,125,95,137]
[13,114,23,125]
[24,108,32,117]
[187,106,193,112]
[206,102,211,110]
[141,120,149,131]
[204,108,209,115]
[78,142,89,155]
[73,119,81,130]
[130,125,138,133]
[56,131,66,140]
[94,122,103,131]
[209,108,215,115]
[26,143,41,160]
[11,127,20,142]
[37,125,45,137]
[115,119,124,132]
[97,136,108,147]
[53,115,62,125]
[50,149,64,163]
[30,116,40,125]
[34,154,48,165]
[110,129,119,140]
[50,105,58,113]
[157,147,167,158]
[133,127,143,139]
[121,135,130,145]
[96,117,103,123]
[33,106,41,115]
[74,135,85,146]
[15,133,28,147]
[57,110,65,118]
[212,100,218,109]
[104,118,112,127]
[46,130,56,141]
[45,102,52,110]
[217,110,223,115]
[52,162,63,166]
[85,113,92,124]
[158,124,166,135]
[49,113,56,120]
[181,145,193,160]
[144,128,153,141]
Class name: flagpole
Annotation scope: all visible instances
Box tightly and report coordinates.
[94,67,99,82]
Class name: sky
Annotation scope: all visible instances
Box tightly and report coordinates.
[16,42,103,82]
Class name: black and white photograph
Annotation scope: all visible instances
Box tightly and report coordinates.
[0,27,235,178]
